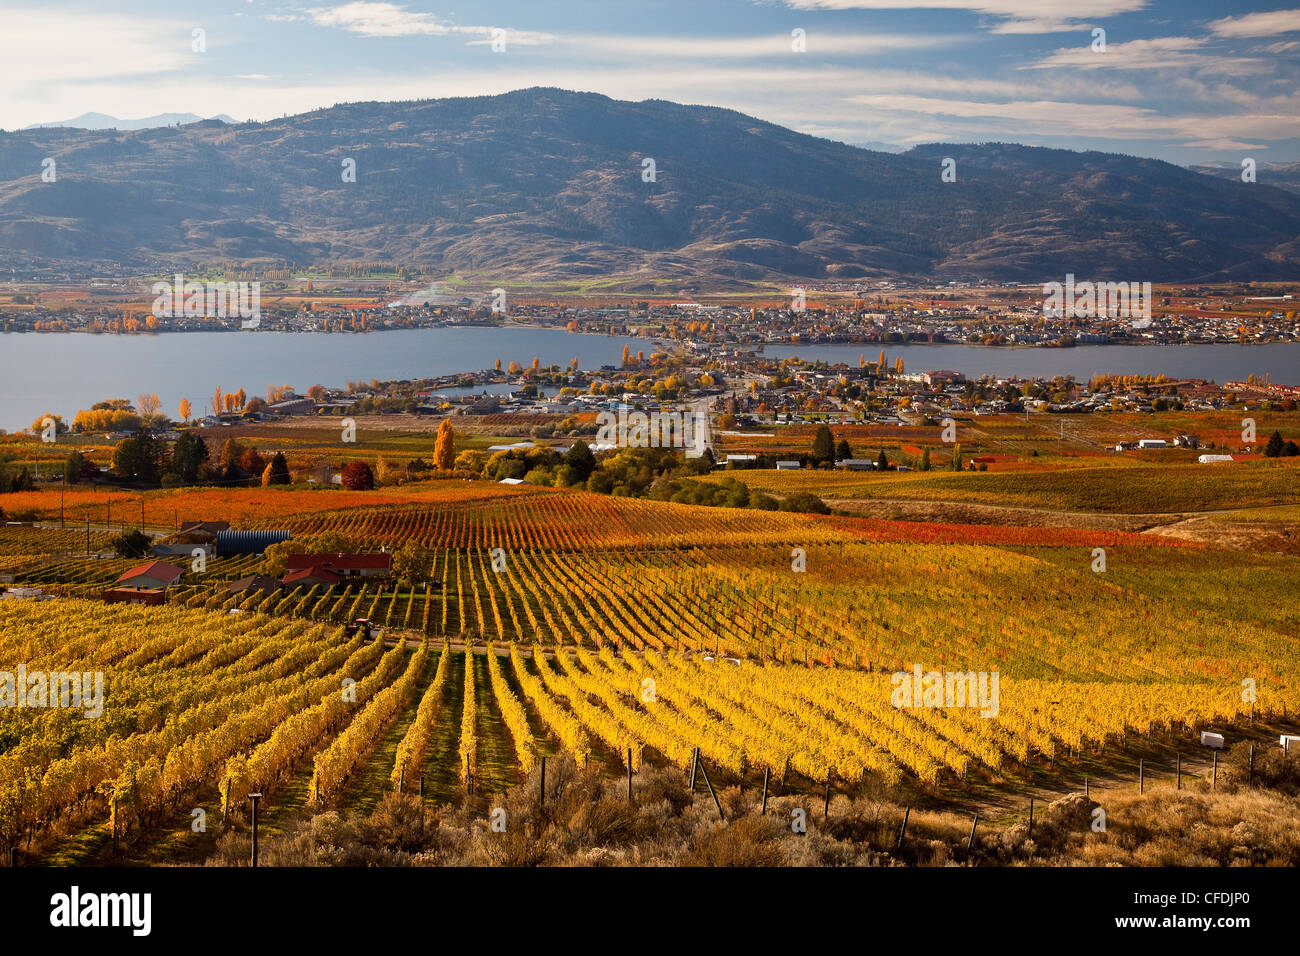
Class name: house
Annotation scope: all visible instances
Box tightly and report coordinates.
[836,459,875,470]
[1137,439,1167,449]
[775,460,801,470]
[116,561,184,590]
[228,574,282,595]
[282,567,342,588]
[498,477,525,485]
[723,454,757,468]
[103,587,167,606]
[285,553,392,579]
[1197,454,1235,464]
[176,521,231,541]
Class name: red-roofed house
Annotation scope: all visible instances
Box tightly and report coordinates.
[116,561,184,590]
[282,567,342,588]
[285,553,391,579]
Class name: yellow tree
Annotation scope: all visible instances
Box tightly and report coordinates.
[178,398,192,422]
[211,387,224,417]
[434,420,455,471]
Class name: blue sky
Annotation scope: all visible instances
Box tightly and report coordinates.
[5,1,1300,163]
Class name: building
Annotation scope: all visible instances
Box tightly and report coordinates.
[228,574,282,595]
[837,459,875,470]
[775,460,801,470]
[282,567,342,588]
[285,553,392,579]
[103,587,167,606]
[1137,439,1168,449]
[115,561,184,590]
[923,370,966,386]
[216,529,292,557]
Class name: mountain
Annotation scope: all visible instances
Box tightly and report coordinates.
[22,112,238,131]
[2,88,1298,284]
[1189,161,1300,196]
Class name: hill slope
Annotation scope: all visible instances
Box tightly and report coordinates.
[1,88,1297,283]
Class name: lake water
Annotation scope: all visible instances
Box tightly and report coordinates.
[0,327,633,431]
[762,342,1300,386]
[0,330,1295,431]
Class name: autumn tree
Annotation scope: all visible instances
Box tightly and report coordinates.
[137,394,161,420]
[434,420,455,471]
[178,398,192,422]
[341,461,375,491]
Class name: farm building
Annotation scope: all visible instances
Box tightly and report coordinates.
[837,459,875,470]
[283,567,342,588]
[216,529,293,557]
[1137,439,1167,449]
[775,460,801,470]
[228,575,282,595]
[102,588,167,606]
[285,553,392,579]
[115,561,183,590]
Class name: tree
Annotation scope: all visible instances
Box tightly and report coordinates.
[177,398,192,422]
[211,387,224,417]
[811,424,835,464]
[566,440,596,482]
[112,435,164,483]
[392,540,432,585]
[109,529,151,558]
[835,437,852,461]
[8,468,34,493]
[919,448,931,471]
[1263,430,1285,458]
[65,450,97,483]
[341,461,375,490]
[876,449,889,471]
[307,385,326,402]
[137,393,161,420]
[951,442,962,471]
[266,451,292,485]
[238,448,266,478]
[169,431,209,484]
[434,420,455,471]
[219,439,247,474]
[1283,440,1299,457]
[261,462,276,487]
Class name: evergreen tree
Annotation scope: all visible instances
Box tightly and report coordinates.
[811,424,835,463]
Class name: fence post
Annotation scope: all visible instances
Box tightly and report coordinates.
[697,755,724,821]
[1248,743,1254,785]
[761,767,769,815]
[538,756,545,811]
[1084,776,1089,798]
[967,814,978,855]
[1176,753,1181,790]
[627,748,634,804]
[249,793,262,868]
[1139,759,1144,794]
[1028,798,1034,840]
[895,806,910,852]
[688,747,698,791]
[823,779,831,819]
[1212,751,1217,789]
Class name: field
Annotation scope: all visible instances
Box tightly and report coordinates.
[2,466,1299,866]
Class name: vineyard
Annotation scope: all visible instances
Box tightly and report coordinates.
[3,518,1297,864]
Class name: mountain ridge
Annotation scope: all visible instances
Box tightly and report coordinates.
[1,87,1297,284]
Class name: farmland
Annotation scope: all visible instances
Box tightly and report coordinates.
[2,472,1298,867]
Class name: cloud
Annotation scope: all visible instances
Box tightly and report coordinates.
[305,2,555,44]
[562,32,962,58]
[1023,36,1267,74]
[778,0,1149,33]
[1182,139,1267,151]
[1208,9,1300,38]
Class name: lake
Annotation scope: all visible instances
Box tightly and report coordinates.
[0,331,1295,431]
[761,342,1300,386]
[0,327,635,431]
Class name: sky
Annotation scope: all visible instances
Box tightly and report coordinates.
[4,0,1300,164]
